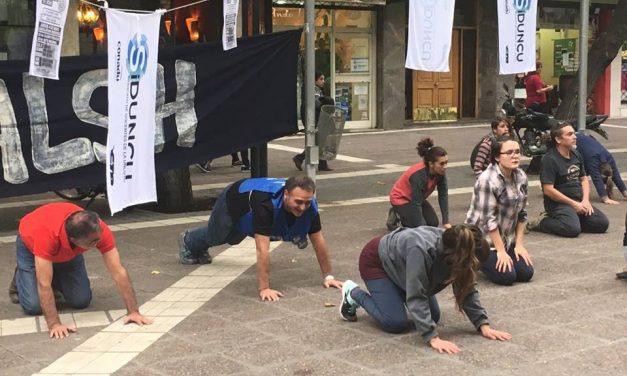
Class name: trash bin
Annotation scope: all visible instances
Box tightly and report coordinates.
[317,104,346,161]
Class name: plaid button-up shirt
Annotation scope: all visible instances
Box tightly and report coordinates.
[465,163,528,249]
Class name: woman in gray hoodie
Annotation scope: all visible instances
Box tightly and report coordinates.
[340,225,512,354]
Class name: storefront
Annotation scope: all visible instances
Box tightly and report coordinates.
[272,1,380,130]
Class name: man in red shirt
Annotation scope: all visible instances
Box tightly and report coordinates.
[525,61,554,114]
[11,203,152,339]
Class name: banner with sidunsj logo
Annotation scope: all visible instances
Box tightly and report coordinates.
[498,0,538,75]
[405,0,455,72]
[106,10,161,214]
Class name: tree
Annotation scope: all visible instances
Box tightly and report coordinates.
[555,0,627,120]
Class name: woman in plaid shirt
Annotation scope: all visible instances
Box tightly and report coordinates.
[465,135,534,285]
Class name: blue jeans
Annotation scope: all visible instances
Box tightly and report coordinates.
[184,184,246,254]
[351,277,440,334]
[15,235,92,315]
[481,244,534,286]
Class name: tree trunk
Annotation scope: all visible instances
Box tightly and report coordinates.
[554,0,627,120]
[156,167,193,212]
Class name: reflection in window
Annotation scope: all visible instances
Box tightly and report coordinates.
[335,82,369,121]
[334,10,371,28]
[272,7,330,28]
[335,36,369,74]
[0,1,35,61]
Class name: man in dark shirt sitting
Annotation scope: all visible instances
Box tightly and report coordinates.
[529,123,609,237]
[179,175,342,301]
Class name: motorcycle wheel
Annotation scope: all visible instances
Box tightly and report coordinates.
[54,188,91,201]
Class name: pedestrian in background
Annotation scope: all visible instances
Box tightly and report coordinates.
[525,61,554,114]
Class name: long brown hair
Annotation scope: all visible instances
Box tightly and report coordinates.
[442,224,489,312]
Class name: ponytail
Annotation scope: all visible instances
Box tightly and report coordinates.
[416,137,447,164]
[442,224,489,312]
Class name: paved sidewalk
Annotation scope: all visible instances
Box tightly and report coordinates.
[0,122,626,375]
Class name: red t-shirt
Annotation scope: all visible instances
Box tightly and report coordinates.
[525,73,547,106]
[18,203,115,263]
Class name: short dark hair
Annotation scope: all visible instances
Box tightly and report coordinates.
[490,134,519,164]
[65,210,102,240]
[315,71,324,81]
[549,122,573,147]
[285,175,316,194]
[491,116,508,132]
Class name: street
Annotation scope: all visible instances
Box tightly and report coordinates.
[1,120,626,375]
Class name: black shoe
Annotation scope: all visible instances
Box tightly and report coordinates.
[241,165,251,171]
[292,156,303,171]
[386,207,400,231]
[9,267,18,304]
[196,162,211,173]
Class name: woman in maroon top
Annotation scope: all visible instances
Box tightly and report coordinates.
[386,137,451,231]
[525,61,554,114]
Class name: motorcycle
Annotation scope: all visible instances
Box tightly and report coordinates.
[471,84,609,173]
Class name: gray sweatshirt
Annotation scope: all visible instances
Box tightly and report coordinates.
[378,226,490,342]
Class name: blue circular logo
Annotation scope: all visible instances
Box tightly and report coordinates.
[513,0,532,12]
[126,33,149,78]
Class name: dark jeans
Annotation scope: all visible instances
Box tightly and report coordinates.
[184,184,246,254]
[482,244,534,285]
[608,155,627,194]
[15,235,92,315]
[351,277,440,334]
[536,203,609,238]
[392,201,439,228]
[294,152,329,170]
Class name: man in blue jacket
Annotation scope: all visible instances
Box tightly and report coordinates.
[179,175,342,301]
[576,132,627,204]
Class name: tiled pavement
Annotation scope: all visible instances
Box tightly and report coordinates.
[1,122,626,375]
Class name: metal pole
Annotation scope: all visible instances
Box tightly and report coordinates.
[304,0,317,181]
[577,0,589,131]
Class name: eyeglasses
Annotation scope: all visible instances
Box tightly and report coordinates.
[500,149,521,156]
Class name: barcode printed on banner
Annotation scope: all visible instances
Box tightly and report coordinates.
[39,44,55,58]
[226,27,235,44]
[35,56,55,69]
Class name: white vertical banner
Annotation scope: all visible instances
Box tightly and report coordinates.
[223,0,239,50]
[405,0,455,72]
[498,0,538,74]
[106,9,161,214]
[29,0,70,79]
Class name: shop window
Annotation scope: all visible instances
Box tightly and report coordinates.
[335,36,369,74]
[0,0,35,61]
[272,7,330,28]
[334,10,371,29]
[335,82,369,122]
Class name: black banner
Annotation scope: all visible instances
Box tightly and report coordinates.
[0,30,301,198]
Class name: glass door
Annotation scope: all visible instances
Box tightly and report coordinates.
[333,33,372,129]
